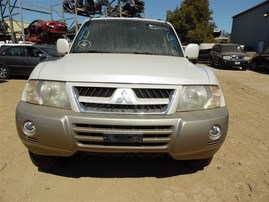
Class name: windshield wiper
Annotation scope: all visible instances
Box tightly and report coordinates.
[87,50,111,53]
[133,52,158,55]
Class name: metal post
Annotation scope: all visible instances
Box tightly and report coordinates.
[50,6,53,21]
[75,0,78,32]
[7,0,16,43]
[19,0,25,43]
[119,0,122,17]
[62,7,65,23]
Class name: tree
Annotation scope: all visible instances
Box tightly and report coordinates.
[166,0,216,45]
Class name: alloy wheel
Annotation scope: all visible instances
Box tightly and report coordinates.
[0,66,8,79]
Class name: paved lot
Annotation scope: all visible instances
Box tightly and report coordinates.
[0,67,268,202]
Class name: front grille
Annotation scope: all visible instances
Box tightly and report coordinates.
[73,124,173,147]
[76,87,116,97]
[133,89,173,98]
[231,55,244,60]
[73,86,175,114]
[24,135,38,143]
[74,87,173,99]
[80,103,167,113]
[206,140,220,147]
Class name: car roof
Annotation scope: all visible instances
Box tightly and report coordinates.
[0,43,56,48]
[217,43,240,46]
[86,17,169,25]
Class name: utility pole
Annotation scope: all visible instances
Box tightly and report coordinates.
[19,0,25,43]
[119,0,122,17]
[74,0,79,32]
[7,0,16,43]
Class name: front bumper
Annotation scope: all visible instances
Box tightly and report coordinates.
[16,101,229,160]
[222,60,250,68]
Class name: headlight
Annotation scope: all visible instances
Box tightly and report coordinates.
[222,56,230,60]
[243,56,251,61]
[26,80,70,109]
[177,85,221,112]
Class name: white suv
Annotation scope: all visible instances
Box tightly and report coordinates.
[16,18,228,170]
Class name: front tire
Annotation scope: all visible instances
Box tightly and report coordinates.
[0,65,10,79]
[29,151,64,170]
[251,61,259,71]
[218,60,223,69]
[209,58,214,67]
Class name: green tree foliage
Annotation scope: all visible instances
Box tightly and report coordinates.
[166,0,216,45]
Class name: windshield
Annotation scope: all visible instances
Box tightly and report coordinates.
[70,19,183,57]
[221,45,244,53]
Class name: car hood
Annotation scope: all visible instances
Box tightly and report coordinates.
[33,54,211,85]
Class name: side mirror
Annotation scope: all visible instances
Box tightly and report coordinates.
[185,43,199,64]
[57,38,70,56]
[38,53,47,60]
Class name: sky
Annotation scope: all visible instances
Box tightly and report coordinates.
[11,0,266,33]
[145,0,266,32]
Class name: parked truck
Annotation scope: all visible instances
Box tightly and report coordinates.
[16,18,229,170]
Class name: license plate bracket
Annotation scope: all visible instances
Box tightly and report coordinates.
[103,133,143,143]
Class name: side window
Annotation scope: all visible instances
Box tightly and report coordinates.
[2,47,26,57]
[30,21,37,29]
[27,47,42,57]
[29,21,37,34]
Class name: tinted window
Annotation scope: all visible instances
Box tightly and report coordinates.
[0,46,26,57]
[39,47,60,57]
[71,19,183,57]
[221,45,243,53]
[27,47,43,57]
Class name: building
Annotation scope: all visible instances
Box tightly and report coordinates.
[0,20,29,43]
[5,20,29,33]
[231,1,269,53]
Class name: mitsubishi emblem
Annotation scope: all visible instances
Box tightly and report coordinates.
[116,90,132,104]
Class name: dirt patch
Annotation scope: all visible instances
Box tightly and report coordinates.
[0,69,268,201]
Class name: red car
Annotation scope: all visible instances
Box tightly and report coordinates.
[25,19,67,43]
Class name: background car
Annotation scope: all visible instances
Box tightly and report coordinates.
[63,0,144,17]
[24,19,67,43]
[210,43,251,70]
[63,0,104,15]
[0,44,60,79]
[251,48,269,71]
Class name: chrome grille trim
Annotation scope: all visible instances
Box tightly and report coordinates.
[73,124,173,147]
[24,135,38,143]
[79,103,167,113]
[231,55,244,60]
[206,140,220,147]
[72,85,177,114]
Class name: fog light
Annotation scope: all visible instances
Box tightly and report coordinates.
[23,121,36,135]
[209,125,221,137]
